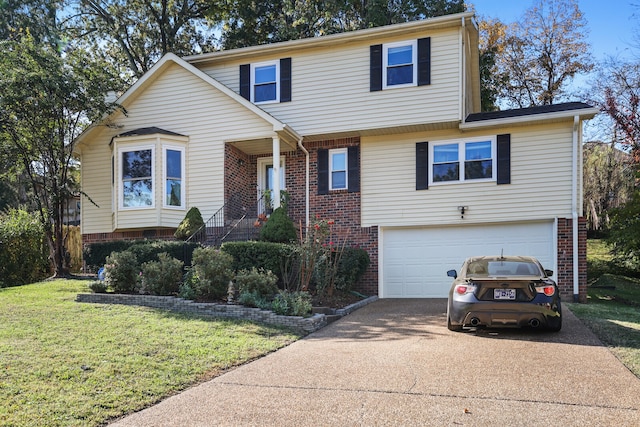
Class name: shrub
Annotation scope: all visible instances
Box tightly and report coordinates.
[235,267,278,298]
[84,240,200,273]
[259,207,297,243]
[271,291,312,316]
[191,247,234,300]
[141,253,184,295]
[174,207,204,240]
[0,208,49,287]
[221,241,297,284]
[336,247,370,292]
[104,250,140,293]
[87,280,107,293]
[237,290,271,310]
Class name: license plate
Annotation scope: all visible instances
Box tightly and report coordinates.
[494,289,516,300]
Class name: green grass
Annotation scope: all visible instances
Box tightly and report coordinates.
[567,239,640,378]
[0,280,301,426]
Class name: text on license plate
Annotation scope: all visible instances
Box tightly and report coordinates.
[494,289,516,300]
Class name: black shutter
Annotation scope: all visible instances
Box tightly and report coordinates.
[239,64,250,100]
[317,149,329,195]
[370,44,383,92]
[416,142,429,190]
[347,146,360,192]
[417,37,431,86]
[280,58,291,102]
[497,134,511,185]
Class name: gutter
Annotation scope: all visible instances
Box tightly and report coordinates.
[572,115,580,301]
[297,138,310,229]
[459,107,599,130]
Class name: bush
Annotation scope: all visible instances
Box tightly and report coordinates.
[174,207,204,240]
[271,291,312,316]
[141,253,184,295]
[336,247,370,292]
[222,241,297,284]
[87,280,107,293]
[237,290,271,310]
[104,250,140,293]
[191,247,234,300]
[259,207,297,243]
[0,208,49,287]
[235,267,278,298]
[84,240,200,273]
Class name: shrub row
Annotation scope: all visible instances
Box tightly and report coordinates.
[84,240,200,272]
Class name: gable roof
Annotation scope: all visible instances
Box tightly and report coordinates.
[75,53,301,150]
[461,102,599,130]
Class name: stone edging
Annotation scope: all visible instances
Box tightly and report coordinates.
[75,293,379,334]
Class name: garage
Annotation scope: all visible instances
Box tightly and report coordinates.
[380,221,555,298]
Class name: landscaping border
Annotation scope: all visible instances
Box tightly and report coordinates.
[75,293,378,334]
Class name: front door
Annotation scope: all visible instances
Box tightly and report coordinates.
[257,156,285,215]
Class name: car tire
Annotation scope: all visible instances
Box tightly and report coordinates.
[447,315,463,332]
[547,315,562,332]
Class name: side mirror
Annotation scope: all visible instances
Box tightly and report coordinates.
[447,269,457,279]
[544,269,553,277]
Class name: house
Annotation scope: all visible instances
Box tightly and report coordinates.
[75,12,597,302]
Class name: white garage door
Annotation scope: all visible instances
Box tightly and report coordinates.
[381,221,555,298]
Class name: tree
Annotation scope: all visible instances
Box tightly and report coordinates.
[71,0,220,80]
[478,17,507,111]
[0,0,62,44]
[583,142,634,232]
[218,0,465,49]
[492,0,593,108]
[0,33,121,277]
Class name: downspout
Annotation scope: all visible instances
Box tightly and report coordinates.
[572,115,580,302]
[297,138,310,229]
[460,17,466,121]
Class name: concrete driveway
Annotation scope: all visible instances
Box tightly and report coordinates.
[111,299,640,426]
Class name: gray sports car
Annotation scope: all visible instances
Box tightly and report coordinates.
[446,255,562,332]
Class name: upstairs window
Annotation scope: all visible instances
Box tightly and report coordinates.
[164,147,184,208]
[384,41,417,88]
[240,58,292,103]
[252,61,278,103]
[122,148,154,208]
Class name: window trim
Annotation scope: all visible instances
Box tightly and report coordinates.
[429,137,497,186]
[329,148,348,191]
[118,144,155,210]
[163,145,185,209]
[382,40,418,89]
[250,60,280,104]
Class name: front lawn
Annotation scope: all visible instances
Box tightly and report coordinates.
[567,239,640,378]
[0,280,301,426]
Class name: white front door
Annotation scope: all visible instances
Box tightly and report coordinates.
[257,156,285,214]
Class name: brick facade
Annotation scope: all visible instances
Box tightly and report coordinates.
[556,217,587,302]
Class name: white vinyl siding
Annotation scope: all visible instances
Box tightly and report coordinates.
[197,28,461,138]
[80,63,275,234]
[361,122,576,228]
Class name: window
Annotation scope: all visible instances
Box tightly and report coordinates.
[371,38,430,91]
[164,147,184,208]
[329,148,348,190]
[430,138,495,185]
[252,61,278,103]
[121,148,154,208]
[240,59,292,104]
[384,41,417,88]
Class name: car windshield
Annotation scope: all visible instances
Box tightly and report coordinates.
[466,260,542,277]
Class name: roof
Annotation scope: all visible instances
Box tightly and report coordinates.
[115,127,186,138]
[465,102,596,123]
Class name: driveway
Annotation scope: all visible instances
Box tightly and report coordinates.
[111,299,640,426]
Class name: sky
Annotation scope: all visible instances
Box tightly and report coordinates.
[470,0,638,62]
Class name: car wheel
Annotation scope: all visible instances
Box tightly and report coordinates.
[447,315,463,332]
[547,315,562,332]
